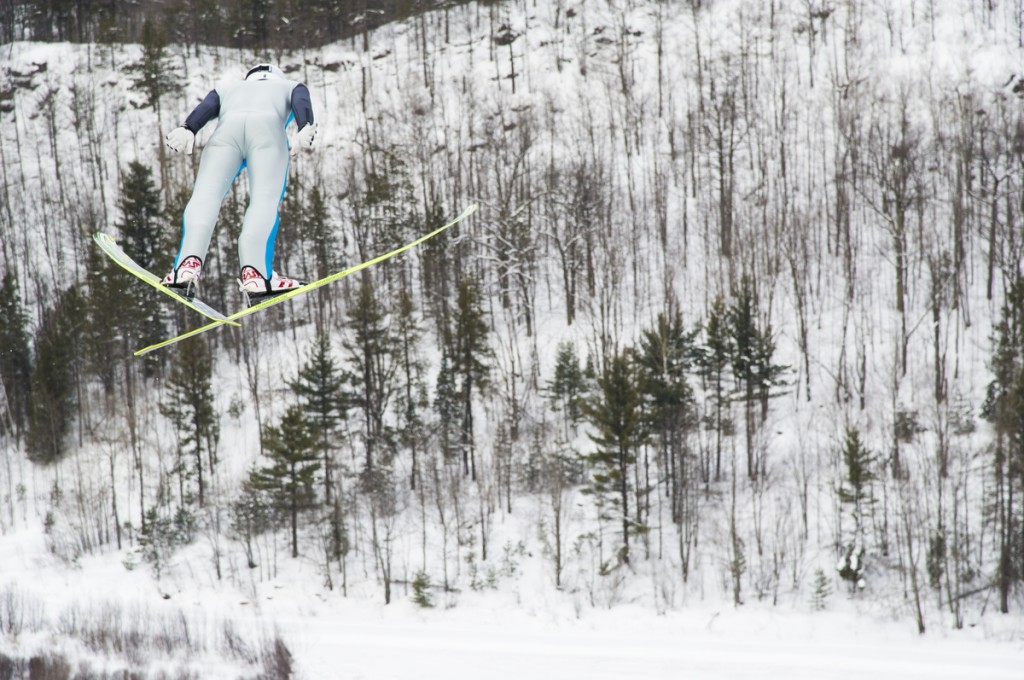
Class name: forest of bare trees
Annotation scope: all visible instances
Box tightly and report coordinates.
[1,0,1023,639]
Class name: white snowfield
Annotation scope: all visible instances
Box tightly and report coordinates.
[281,604,1023,680]
[3,524,1020,679]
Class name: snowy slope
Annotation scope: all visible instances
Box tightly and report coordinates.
[2,0,1024,677]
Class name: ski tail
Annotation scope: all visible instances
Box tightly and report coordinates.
[93,233,240,327]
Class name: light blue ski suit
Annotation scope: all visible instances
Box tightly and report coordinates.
[174,66,314,277]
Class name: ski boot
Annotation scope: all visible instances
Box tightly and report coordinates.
[238,266,306,305]
[162,255,203,300]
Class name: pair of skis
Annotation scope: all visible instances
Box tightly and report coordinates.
[94,203,477,356]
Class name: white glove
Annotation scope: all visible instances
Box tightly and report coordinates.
[165,126,195,155]
[289,123,317,157]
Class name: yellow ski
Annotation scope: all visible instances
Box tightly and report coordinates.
[135,203,478,356]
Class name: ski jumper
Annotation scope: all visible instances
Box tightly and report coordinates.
[174,70,314,277]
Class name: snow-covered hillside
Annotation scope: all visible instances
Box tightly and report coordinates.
[1,0,1024,676]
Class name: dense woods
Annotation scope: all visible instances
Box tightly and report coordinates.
[1,0,1024,641]
[0,0,456,49]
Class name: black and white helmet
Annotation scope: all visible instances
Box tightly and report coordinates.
[245,63,285,81]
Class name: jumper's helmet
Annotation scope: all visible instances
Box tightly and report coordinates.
[245,63,285,81]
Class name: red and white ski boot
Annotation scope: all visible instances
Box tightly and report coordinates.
[162,255,203,300]
[238,266,305,304]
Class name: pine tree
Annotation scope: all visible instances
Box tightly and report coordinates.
[433,350,461,465]
[411,570,434,608]
[348,149,420,312]
[344,278,396,474]
[230,477,276,570]
[118,161,164,269]
[294,184,339,322]
[420,201,454,323]
[356,148,418,255]
[304,185,338,280]
[289,332,348,505]
[637,311,699,523]
[451,276,491,479]
[159,339,219,507]
[0,271,32,437]
[698,295,734,482]
[250,405,319,558]
[27,287,84,464]
[137,507,177,581]
[83,246,127,392]
[810,568,832,611]
[728,275,788,479]
[581,351,646,564]
[638,311,699,437]
[98,161,167,371]
[393,289,428,490]
[546,341,587,436]
[126,19,181,115]
[982,272,1024,613]
[838,427,877,511]
[836,427,876,588]
[126,19,181,186]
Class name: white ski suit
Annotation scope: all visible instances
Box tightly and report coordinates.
[173,66,314,278]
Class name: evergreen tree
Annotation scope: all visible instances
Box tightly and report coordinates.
[452,275,491,480]
[698,295,734,482]
[137,506,177,581]
[83,245,126,392]
[348,149,420,314]
[289,332,348,505]
[355,148,418,256]
[304,185,338,280]
[838,428,877,527]
[420,200,454,324]
[344,278,396,474]
[89,161,167,375]
[411,570,434,608]
[581,351,646,564]
[135,503,195,580]
[637,311,699,523]
[159,339,219,507]
[126,19,181,115]
[27,287,84,464]
[728,276,788,479]
[204,188,245,314]
[982,272,1024,613]
[637,311,699,437]
[250,405,319,558]
[433,350,461,464]
[546,341,587,437]
[393,289,429,490]
[836,427,876,589]
[126,19,181,186]
[292,183,339,322]
[810,568,832,611]
[118,161,164,268]
[0,271,32,437]
[230,475,277,569]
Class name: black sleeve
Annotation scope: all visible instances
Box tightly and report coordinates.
[290,84,314,129]
[183,90,221,133]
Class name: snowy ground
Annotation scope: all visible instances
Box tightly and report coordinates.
[277,600,1023,680]
[3,520,1021,679]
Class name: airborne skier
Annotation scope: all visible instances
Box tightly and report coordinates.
[162,63,317,301]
